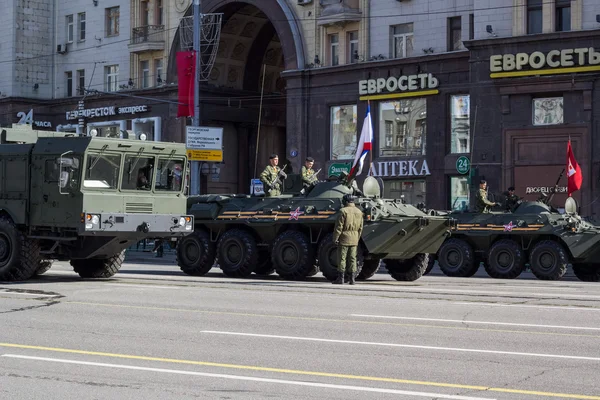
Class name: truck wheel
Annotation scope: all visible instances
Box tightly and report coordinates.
[437,238,476,277]
[357,259,381,281]
[272,230,315,280]
[254,249,275,276]
[176,230,215,276]
[484,240,526,279]
[572,263,600,282]
[385,253,429,281]
[216,229,258,278]
[529,240,568,280]
[34,260,53,276]
[0,216,40,282]
[71,251,125,278]
[424,255,436,275]
[316,233,364,282]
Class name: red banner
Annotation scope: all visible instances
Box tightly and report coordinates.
[176,51,196,118]
[567,139,582,197]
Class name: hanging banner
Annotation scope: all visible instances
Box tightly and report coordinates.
[176,51,196,118]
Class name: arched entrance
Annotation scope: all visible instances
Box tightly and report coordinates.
[168,0,305,194]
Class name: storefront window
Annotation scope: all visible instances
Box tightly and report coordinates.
[450,95,470,154]
[533,97,563,125]
[383,180,426,205]
[379,99,426,157]
[450,176,469,211]
[330,105,357,160]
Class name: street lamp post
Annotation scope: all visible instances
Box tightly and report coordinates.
[189,0,202,195]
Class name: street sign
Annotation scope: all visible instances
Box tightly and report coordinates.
[456,156,470,175]
[328,162,351,177]
[186,126,223,150]
[187,149,223,162]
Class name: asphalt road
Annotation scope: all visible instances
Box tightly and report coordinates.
[1,254,599,400]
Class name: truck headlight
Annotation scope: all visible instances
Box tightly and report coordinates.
[85,213,101,229]
[179,217,186,226]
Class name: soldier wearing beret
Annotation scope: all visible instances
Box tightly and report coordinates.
[301,157,319,189]
[259,154,286,197]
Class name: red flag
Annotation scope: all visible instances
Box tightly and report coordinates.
[176,51,196,118]
[566,139,582,196]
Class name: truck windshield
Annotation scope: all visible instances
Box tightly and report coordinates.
[122,155,155,191]
[83,153,121,189]
[155,158,184,192]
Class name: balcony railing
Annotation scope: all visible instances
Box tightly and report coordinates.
[318,0,361,26]
[131,25,165,44]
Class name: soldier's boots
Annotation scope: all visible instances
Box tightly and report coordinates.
[348,273,355,285]
[332,273,344,284]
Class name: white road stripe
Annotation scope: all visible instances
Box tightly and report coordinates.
[350,314,600,331]
[105,283,180,290]
[201,331,600,362]
[0,291,59,298]
[389,287,600,299]
[1,354,494,400]
[452,302,600,312]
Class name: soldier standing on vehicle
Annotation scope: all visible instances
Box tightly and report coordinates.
[332,194,364,285]
[504,186,521,212]
[301,157,319,188]
[259,154,286,197]
[475,180,497,213]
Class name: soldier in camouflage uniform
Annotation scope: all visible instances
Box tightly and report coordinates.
[301,157,319,189]
[332,194,364,285]
[259,154,286,197]
[475,180,497,213]
[503,186,521,212]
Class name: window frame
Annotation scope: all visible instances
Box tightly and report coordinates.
[82,153,122,191]
[155,59,163,85]
[449,176,470,211]
[65,71,73,97]
[66,14,74,43]
[140,60,150,89]
[447,16,462,52]
[105,65,119,92]
[449,94,471,154]
[77,69,85,95]
[391,23,414,59]
[378,98,427,158]
[120,155,156,192]
[555,0,571,32]
[526,0,543,35]
[155,0,163,25]
[155,157,185,193]
[347,31,359,63]
[532,96,564,126]
[77,12,86,41]
[329,33,339,66]
[105,6,120,37]
[329,104,358,161]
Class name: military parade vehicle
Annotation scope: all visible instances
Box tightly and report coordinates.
[0,124,193,282]
[428,186,600,282]
[176,172,456,282]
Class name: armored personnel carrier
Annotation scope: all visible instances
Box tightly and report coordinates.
[176,173,456,282]
[431,194,600,281]
[0,124,193,282]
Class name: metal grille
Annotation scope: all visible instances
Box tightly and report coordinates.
[179,13,223,81]
[125,202,154,214]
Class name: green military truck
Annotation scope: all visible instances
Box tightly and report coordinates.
[0,124,193,281]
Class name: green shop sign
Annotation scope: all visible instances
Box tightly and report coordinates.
[328,162,351,177]
[456,156,470,175]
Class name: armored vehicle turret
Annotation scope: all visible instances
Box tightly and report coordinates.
[0,124,193,281]
[430,194,600,282]
[175,173,456,282]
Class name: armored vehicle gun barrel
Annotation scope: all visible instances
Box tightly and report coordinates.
[0,124,193,281]
[176,174,456,282]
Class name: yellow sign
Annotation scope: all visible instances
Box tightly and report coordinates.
[359,89,439,101]
[187,149,223,162]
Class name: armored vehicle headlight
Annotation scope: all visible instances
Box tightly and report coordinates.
[179,217,186,226]
[91,215,100,225]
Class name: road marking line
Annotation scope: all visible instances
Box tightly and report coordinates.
[452,302,600,312]
[0,354,493,400]
[201,331,600,362]
[373,287,600,300]
[105,283,180,290]
[350,315,600,331]
[1,345,599,399]
[64,301,600,339]
[0,291,59,298]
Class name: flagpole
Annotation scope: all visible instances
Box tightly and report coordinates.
[368,100,372,176]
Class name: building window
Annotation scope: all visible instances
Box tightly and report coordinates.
[329,34,339,66]
[555,0,571,32]
[391,23,414,58]
[331,105,357,160]
[384,180,426,206]
[105,65,119,92]
[533,97,563,125]
[379,99,426,157]
[469,14,474,40]
[155,0,163,26]
[448,16,463,51]
[106,6,120,36]
[66,15,74,43]
[78,12,86,41]
[450,176,469,211]
[348,31,359,63]
[77,69,85,95]
[140,0,149,26]
[450,95,470,154]
[65,71,73,97]
[140,60,150,88]
[155,59,163,85]
[527,0,543,34]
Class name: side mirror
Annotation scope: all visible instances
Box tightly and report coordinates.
[57,157,80,169]
[59,171,69,189]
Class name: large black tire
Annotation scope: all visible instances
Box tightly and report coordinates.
[424,255,436,275]
[176,230,216,276]
[0,216,41,282]
[572,263,600,282]
[71,251,125,278]
[529,240,569,280]
[437,238,478,277]
[484,239,526,279]
[216,229,258,278]
[356,259,381,281]
[271,230,316,280]
[385,253,429,281]
[316,233,363,282]
[254,249,275,276]
[34,260,53,276]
